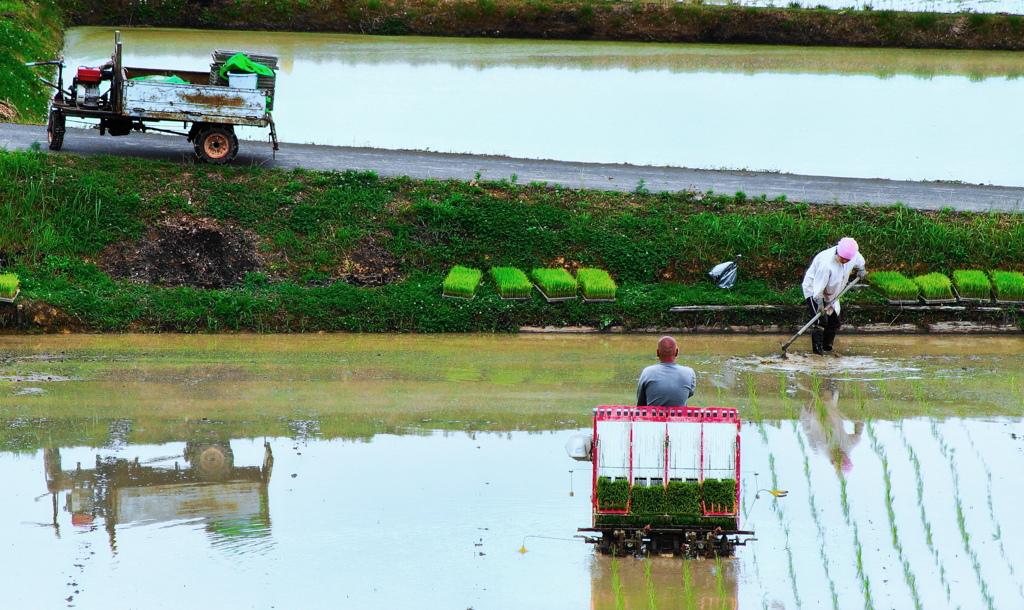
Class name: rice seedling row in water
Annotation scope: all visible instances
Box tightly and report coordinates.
[952,269,992,300]
[611,557,625,610]
[989,270,1024,301]
[488,266,532,299]
[940,429,996,610]
[681,561,694,610]
[868,271,919,300]
[441,265,481,298]
[794,422,839,610]
[852,524,875,610]
[0,273,19,298]
[576,267,617,300]
[644,560,658,610]
[530,268,577,299]
[912,272,953,300]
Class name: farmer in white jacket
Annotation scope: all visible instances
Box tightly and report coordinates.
[802,238,867,355]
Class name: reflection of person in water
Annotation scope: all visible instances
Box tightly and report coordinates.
[798,378,863,473]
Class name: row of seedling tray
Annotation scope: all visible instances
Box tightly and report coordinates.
[0,274,19,303]
[442,266,617,302]
[869,269,1024,305]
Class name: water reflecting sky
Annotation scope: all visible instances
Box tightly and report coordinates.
[62,28,1024,186]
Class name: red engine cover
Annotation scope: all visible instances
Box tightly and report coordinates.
[77,67,102,83]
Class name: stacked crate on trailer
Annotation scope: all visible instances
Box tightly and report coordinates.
[580,406,753,557]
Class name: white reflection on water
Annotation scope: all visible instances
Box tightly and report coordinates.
[61,28,1024,186]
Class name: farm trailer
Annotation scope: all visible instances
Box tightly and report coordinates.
[29,31,278,164]
[567,406,754,557]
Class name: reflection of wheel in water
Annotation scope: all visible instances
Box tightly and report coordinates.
[47,108,65,151]
[185,442,234,479]
[193,125,238,164]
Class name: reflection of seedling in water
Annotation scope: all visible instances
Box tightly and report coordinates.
[715,556,728,604]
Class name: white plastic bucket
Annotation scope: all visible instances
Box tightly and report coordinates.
[227,72,257,89]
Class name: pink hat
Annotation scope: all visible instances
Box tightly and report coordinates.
[837,237,858,259]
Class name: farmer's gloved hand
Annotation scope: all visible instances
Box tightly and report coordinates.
[814,297,825,313]
[856,267,867,279]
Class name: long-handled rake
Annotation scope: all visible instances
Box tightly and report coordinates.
[780,277,861,357]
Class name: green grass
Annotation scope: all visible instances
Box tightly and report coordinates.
[441,265,481,299]
[0,0,64,123]
[489,266,532,299]
[530,268,577,299]
[0,273,19,298]
[953,269,992,300]
[989,270,1024,301]
[577,267,617,300]
[869,271,919,301]
[912,272,953,300]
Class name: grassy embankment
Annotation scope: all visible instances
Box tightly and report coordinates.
[2,150,1023,333]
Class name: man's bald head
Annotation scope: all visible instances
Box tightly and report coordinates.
[656,336,679,363]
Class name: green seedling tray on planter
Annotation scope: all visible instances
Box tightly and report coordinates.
[912,272,956,305]
[868,271,919,305]
[489,267,532,301]
[530,268,578,302]
[441,265,482,300]
[576,268,617,303]
[952,270,993,303]
[0,273,20,303]
[990,270,1024,304]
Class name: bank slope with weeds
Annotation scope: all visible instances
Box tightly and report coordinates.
[0,0,65,124]
[1,150,1023,332]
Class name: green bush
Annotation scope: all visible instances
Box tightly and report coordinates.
[869,271,919,300]
[441,265,481,298]
[952,269,991,300]
[489,266,532,299]
[990,270,1024,301]
[912,272,953,300]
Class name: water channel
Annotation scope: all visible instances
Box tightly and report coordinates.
[3,333,1023,609]
[62,27,1024,187]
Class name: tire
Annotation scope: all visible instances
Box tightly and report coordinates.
[193,125,238,164]
[47,108,65,151]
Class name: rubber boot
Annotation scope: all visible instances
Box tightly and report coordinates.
[811,328,825,356]
[823,330,837,353]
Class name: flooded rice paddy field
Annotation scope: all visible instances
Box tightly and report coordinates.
[63,28,1024,187]
[2,333,1023,609]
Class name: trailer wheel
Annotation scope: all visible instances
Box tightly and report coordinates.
[47,109,65,151]
[193,125,238,164]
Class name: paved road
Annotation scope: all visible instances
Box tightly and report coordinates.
[3,122,1023,211]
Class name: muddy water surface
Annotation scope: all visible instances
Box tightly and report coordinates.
[62,27,1024,187]
[2,333,1023,609]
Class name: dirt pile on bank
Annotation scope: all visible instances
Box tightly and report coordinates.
[97,215,266,288]
[334,236,405,287]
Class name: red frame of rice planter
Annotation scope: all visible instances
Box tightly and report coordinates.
[583,406,750,557]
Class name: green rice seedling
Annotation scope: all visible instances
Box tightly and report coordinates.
[952,269,992,300]
[702,479,736,512]
[597,476,630,511]
[681,561,694,609]
[644,560,658,610]
[530,268,577,299]
[868,271,919,301]
[989,270,1024,301]
[630,483,667,514]
[489,267,532,299]
[0,274,19,299]
[611,557,625,610]
[576,268,617,301]
[912,272,954,301]
[441,265,481,299]
[666,481,701,515]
